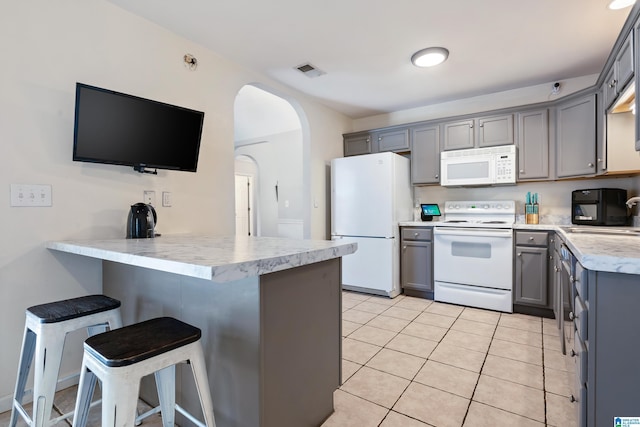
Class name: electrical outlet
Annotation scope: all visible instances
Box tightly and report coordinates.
[10,184,52,207]
[162,191,172,207]
[143,190,156,205]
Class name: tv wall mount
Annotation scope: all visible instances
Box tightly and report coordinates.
[134,165,158,175]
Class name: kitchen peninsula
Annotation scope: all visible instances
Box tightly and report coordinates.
[47,235,357,427]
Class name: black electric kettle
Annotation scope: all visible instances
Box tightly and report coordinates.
[126,203,157,238]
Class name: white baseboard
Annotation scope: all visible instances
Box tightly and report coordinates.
[0,373,80,414]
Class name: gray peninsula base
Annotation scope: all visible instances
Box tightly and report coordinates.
[103,258,341,427]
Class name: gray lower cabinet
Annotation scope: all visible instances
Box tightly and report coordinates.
[514,231,551,308]
[572,264,640,426]
[410,124,441,185]
[517,109,550,180]
[344,133,372,156]
[400,227,433,299]
[556,94,597,178]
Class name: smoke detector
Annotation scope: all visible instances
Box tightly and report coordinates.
[295,63,326,78]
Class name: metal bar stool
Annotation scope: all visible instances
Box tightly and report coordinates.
[72,316,216,427]
[10,294,122,427]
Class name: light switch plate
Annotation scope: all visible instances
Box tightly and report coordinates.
[143,190,156,205]
[11,184,52,207]
[162,191,172,207]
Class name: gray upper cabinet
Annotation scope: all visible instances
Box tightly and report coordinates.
[633,20,640,151]
[377,128,410,152]
[442,114,513,151]
[477,114,514,147]
[343,133,372,157]
[556,94,597,178]
[410,125,441,185]
[604,30,634,111]
[616,30,635,92]
[602,66,618,111]
[517,109,549,180]
[442,119,474,150]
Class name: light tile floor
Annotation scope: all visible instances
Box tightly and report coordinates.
[322,291,577,427]
[0,291,576,427]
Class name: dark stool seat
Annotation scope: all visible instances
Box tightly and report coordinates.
[85,317,201,367]
[10,295,122,427]
[27,295,121,323]
[73,317,216,427]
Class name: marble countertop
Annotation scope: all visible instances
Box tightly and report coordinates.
[399,221,640,275]
[47,235,357,282]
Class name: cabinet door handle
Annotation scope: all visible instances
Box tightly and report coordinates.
[588,162,594,167]
[402,245,407,250]
[570,395,577,403]
[529,236,534,241]
[414,232,419,237]
[517,252,522,257]
[570,349,577,357]
[569,311,575,320]
[519,169,524,173]
[435,174,439,179]
[470,124,474,129]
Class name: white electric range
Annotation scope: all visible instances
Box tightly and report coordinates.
[433,201,516,313]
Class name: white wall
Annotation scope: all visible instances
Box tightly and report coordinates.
[352,75,598,132]
[0,0,351,406]
[235,130,304,237]
[414,177,639,222]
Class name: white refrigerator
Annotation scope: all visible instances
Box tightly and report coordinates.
[331,152,413,297]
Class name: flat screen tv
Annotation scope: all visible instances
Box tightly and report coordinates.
[73,83,204,174]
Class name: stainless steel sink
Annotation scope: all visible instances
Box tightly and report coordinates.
[562,227,640,237]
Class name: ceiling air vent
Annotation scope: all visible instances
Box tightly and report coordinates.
[295,63,326,78]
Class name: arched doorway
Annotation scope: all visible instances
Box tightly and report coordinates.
[233,85,309,238]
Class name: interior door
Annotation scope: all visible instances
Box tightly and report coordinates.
[235,175,252,236]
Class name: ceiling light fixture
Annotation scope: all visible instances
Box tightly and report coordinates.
[411,47,449,68]
[608,0,636,10]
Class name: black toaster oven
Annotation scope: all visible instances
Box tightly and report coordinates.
[571,188,628,226]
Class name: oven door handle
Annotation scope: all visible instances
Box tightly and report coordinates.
[434,228,513,238]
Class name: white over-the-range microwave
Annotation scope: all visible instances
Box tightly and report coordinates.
[440,145,517,186]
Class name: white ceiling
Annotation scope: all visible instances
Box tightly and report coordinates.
[107,0,633,119]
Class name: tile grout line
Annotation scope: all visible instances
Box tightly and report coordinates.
[377,302,463,427]
[459,309,500,426]
[342,292,558,426]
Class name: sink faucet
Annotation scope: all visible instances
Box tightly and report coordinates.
[626,196,640,209]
